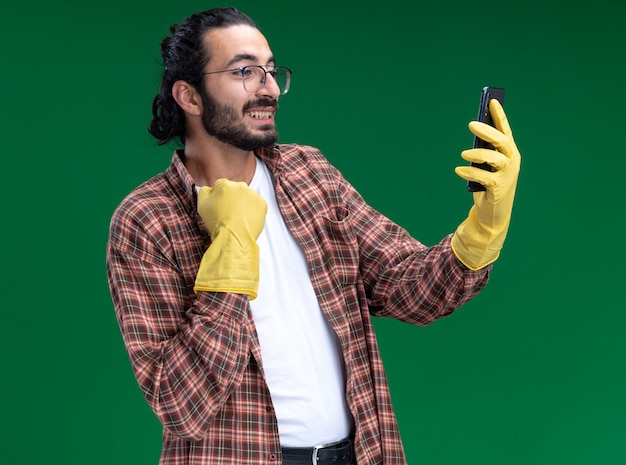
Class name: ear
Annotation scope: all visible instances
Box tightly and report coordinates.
[172,80,203,116]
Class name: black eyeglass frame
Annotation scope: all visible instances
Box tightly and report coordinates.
[202,65,292,95]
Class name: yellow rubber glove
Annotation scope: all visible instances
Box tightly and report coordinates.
[451,99,521,270]
[194,179,268,299]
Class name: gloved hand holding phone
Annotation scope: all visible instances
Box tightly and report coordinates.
[452,98,521,270]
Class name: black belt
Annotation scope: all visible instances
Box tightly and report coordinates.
[281,437,354,465]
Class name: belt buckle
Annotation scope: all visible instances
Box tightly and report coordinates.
[311,438,351,465]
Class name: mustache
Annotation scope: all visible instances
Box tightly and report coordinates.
[243,98,278,111]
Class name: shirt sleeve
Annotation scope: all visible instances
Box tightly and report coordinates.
[106,198,252,441]
[338,172,490,326]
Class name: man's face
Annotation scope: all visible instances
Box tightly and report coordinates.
[200,25,281,151]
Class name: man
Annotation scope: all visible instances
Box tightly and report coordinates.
[106,7,521,465]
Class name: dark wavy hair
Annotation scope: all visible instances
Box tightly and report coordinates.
[148,8,257,146]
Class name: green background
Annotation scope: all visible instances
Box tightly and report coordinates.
[2,0,625,463]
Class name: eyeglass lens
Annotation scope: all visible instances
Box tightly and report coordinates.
[243,66,290,95]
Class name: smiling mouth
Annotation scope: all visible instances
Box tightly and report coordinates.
[246,110,273,119]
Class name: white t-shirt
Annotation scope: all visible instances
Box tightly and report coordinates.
[248,156,354,446]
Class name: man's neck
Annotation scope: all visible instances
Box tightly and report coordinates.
[182,135,256,187]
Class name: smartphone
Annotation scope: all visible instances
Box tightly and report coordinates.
[467,86,506,192]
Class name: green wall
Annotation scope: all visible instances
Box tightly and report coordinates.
[2,0,625,463]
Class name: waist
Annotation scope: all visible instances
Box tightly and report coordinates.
[281,437,355,465]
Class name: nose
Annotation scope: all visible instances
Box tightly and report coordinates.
[257,71,281,99]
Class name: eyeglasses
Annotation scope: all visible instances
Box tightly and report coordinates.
[203,65,292,95]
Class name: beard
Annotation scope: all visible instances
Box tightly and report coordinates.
[199,86,279,151]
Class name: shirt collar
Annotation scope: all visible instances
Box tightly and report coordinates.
[256,144,283,175]
[165,150,199,215]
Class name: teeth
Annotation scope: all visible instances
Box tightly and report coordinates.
[248,111,272,119]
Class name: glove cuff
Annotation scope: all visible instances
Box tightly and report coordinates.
[451,221,501,270]
[194,233,260,299]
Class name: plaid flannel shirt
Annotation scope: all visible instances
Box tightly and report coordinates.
[106,144,490,465]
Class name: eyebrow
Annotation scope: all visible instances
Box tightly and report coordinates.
[224,53,276,69]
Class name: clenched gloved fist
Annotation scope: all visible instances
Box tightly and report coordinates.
[194,178,268,299]
[451,98,521,270]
